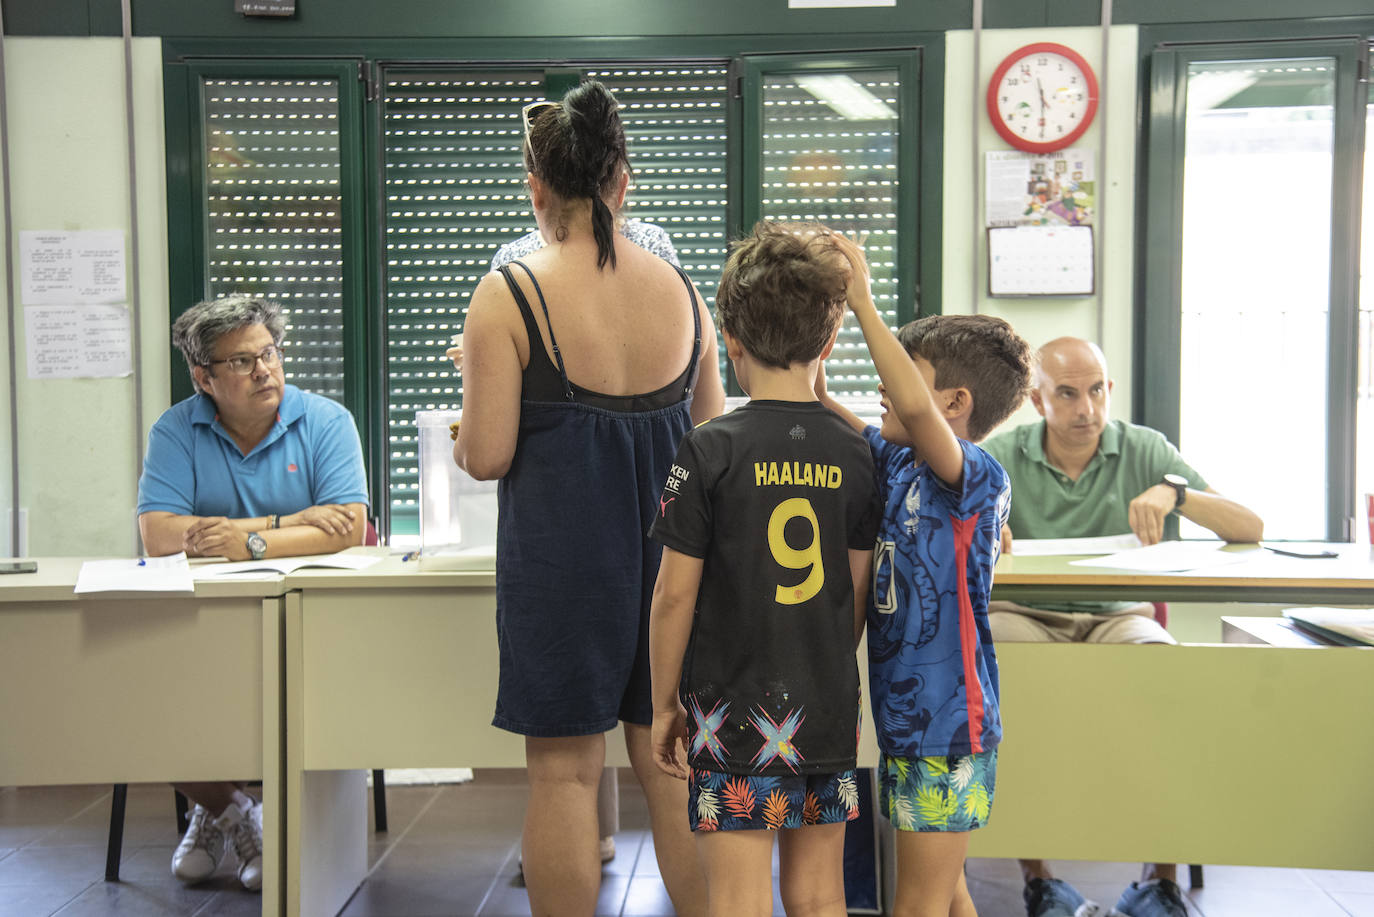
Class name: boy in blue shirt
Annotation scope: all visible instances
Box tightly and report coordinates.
[816,236,1033,916]
[649,222,880,917]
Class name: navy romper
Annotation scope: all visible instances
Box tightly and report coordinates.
[491,260,702,737]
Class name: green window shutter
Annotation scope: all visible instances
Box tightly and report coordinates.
[759,66,901,403]
[202,77,347,402]
[381,66,730,537]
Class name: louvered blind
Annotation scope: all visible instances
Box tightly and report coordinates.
[760,68,900,403]
[382,66,730,535]
[202,78,346,401]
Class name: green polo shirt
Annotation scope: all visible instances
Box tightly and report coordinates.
[983,419,1208,613]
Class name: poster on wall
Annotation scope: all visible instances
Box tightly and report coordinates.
[24,304,132,379]
[19,230,132,378]
[20,230,126,306]
[985,148,1095,228]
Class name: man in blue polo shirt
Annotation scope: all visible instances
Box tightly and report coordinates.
[982,337,1262,917]
[138,294,369,892]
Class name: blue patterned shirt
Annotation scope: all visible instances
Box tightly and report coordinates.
[864,427,1008,759]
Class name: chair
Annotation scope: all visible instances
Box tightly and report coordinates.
[106,515,391,881]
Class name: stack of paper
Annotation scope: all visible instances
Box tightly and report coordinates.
[1282,607,1374,647]
[75,553,194,593]
[191,552,383,579]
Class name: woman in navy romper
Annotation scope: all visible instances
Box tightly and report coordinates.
[452,80,724,916]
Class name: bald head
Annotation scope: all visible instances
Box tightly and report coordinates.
[1030,336,1113,455]
[1035,337,1108,388]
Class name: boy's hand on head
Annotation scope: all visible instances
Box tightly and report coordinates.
[651,706,690,780]
[831,233,876,317]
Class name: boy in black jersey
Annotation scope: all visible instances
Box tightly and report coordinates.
[649,222,880,917]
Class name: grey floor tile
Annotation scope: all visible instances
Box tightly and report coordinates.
[193,890,264,917]
[50,880,223,917]
[0,846,108,886]
[1330,890,1374,917]
[0,883,88,917]
[600,831,648,878]
[1186,884,1351,916]
[620,875,676,917]
[367,838,516,881]
[339,876,491,917]
[1305,869,1374,894]
[1187,863,1319,890]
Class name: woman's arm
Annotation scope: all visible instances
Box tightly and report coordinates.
[453,273,525,480]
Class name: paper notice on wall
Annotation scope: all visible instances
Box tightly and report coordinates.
[20,230,126,305]
[789,0,894,6]
[25,304,132,379]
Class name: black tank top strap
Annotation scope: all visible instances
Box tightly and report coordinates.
[670,265,702,399]
[499,261,573,402]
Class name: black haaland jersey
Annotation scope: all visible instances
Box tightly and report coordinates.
[650,400,881,776]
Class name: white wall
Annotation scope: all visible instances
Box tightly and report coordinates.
[944,26,1140,434]
[0,37,170,557]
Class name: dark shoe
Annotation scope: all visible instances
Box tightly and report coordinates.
[1115,878,1188,917]
[1025,878,1087,917]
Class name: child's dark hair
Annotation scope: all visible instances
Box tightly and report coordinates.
[897,314,1032,441]
[716,221,848,369]
[523,80,629,271]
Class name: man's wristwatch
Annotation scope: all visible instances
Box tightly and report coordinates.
[1161,473,1188,509]
[246,531,268,561]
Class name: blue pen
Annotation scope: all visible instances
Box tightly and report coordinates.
[138,558,146,566]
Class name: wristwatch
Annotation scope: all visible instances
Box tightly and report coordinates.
[246,532,267,561]
[1161,473,1188,509]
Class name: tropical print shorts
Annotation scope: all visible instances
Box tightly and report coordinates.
[688,768,861,832]
[878,748,997,832]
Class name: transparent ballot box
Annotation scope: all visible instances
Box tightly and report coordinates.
[415,409,498,570]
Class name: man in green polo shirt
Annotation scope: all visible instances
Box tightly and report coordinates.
[981,336,1263,917]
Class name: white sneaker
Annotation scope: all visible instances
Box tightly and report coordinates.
[599,835,616,863]
[171,804,225,884]
[215,799,263,891]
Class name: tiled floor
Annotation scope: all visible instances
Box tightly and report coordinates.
[3,774,1372,916]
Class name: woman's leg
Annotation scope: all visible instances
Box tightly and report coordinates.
[695,828,775,917]
[624,722,707,917]
[523,733,605,916]
[777,822,848,917]
[891,830,973,917]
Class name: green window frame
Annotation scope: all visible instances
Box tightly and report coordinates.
[163,36,944,541]
[1138,26,1370,540]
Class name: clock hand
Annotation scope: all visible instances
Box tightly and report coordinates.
[1037,78,1048,137]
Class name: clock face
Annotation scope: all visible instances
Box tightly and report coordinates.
[987,43,1098,153]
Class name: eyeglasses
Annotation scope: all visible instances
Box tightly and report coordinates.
[207,345,283,375]
[521,101,558,155]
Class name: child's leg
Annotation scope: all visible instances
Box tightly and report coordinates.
[777,822,848,917]
[892,829,972,917]
[696,829,776,917]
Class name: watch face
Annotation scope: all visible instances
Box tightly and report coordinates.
[987,43,1098,153]
[247,533,267,559]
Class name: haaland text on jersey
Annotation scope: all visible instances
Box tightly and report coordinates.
[753,461,843,488]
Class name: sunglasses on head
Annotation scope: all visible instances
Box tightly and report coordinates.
[521,101,559,152]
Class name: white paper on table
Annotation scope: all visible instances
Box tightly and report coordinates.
[192,552,383,579]
[1011,534,1142,557]
[1068,541,1245,573]
[75,553,194,593]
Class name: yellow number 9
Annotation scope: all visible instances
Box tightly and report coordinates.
[768,497,824,605]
